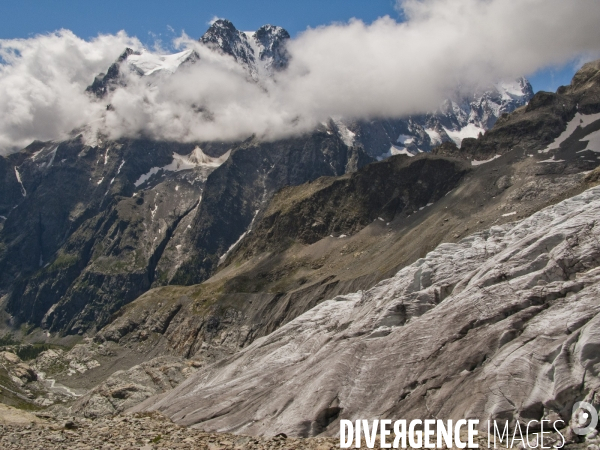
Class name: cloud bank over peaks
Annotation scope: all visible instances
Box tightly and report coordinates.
[0,30,142,153]
[1,0,600,154]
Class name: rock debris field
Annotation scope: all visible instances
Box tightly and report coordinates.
[0,410,354,450]
[0,410,514,450]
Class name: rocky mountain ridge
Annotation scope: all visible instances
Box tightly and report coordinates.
[86,19,290,99]
[339,77,534,159]
[1,23,600,449]
[200,20,290,78]
[137,182,600,440]
[85,19,532,159]
[0,128,368,336]
[61,59,600,425]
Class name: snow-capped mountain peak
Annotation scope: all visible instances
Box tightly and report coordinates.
[86,46,199,98]
[201,20,256,71]
[127,49,197,77]
[84,19,530,160]
[200,19,290,80]
[253,24,290,71]
[341,78,534,160]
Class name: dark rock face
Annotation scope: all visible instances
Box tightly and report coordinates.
[0,130,368,334]
[236,155,470,254]
[0,137,216,333]
[460,60,600,158]
[86,48,138,98]
[200,20,291,78]
[254,24,291,71]
[430,140,464,158]
[569,59,600,113]
[200,20,256,68]
[0,152,24,221]
[91,154,469,372]
[171,132,372,286]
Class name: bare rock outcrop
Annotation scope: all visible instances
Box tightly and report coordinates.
[70,356,198,418]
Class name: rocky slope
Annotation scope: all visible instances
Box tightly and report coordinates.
[0,130,368,335]
[60,59,600,424]
[168,132,370,286]
[0,138,232,334]
[67,147,596,420]
[0,19,534,338]
[136,182,600,441]
[79,155,467,361]
[233,156,469,253]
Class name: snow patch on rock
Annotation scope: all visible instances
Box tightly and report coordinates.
[127,49,195,77]
[540,112,600,153]
[134,147,231,187]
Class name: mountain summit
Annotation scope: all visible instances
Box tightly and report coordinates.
[201,19,290,78]
[1,14,600,445]
[86,20,291,97]
[85,19,532,158]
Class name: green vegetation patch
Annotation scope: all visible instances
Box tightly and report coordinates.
[47,253,80,271]
[0,332,18,346]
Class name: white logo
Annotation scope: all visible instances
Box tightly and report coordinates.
[572,401,598,435]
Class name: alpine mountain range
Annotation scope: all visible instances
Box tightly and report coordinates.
[2,18,600,449]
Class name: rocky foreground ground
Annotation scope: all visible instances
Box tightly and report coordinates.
[0,408,350,450]
[1,406,588,450]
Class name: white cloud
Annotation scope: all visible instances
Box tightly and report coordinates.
[208,16,223,26]
[0,30,141,153]
[1,0,600,154]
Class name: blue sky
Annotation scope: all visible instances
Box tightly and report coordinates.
[0,0,583,93]
[0,0,399,40]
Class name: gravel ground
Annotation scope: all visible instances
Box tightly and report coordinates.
[0,411,350,450]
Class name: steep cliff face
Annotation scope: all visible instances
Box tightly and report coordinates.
[170,132,371,286]
[0,138,227,333]
[92,155,469,353]
[137,184,600,439]
[0,129,368,334]
[233,156,469,253]
[200,20,290,78]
